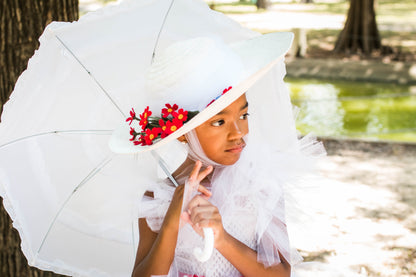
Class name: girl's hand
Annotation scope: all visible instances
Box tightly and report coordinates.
[184,196,226,248]
[181,161,226,248]
[181,160,212,212]
[164,161,212,231]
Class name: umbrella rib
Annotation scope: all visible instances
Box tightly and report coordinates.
[55,35,126,118]
[36,155,114,255]
[0,130,112,150]
[131,219,136,257]
[151,0,176,64]
[151,150,179,187]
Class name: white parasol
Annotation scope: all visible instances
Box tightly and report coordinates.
[0,0,258,276]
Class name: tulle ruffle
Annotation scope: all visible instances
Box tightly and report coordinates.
[139,134,325,272]
[209,133,325,268]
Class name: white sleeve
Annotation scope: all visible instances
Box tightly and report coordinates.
[138,180,175,232]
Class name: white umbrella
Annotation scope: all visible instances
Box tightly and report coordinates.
[0,0,256,276]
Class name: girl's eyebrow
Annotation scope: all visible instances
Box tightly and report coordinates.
[241,101,249,110]
[216,101,249,116]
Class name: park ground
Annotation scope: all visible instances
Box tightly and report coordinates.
[79,1,416,276]
[304,139,416,276]
[210,0,416,62]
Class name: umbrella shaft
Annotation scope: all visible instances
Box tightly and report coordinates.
[151,150,180,187]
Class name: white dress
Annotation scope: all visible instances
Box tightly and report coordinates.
[140,179,258,277]
[139,149,363,277]
[138,126,364,277]
[139,140,307,277]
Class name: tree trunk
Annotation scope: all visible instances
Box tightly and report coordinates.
[334,0,381,55]
[0,0,79,117]
[0,2,78,276]
[256,0,269,10]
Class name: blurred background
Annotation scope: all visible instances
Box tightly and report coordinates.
[0,0,415,276]
[79,0,416,143]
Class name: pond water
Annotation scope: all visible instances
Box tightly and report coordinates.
[286,78,416,143]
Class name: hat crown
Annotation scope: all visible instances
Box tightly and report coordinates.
[145,37,244,111]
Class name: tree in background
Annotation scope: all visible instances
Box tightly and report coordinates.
[256,0,270,10]
[0,2,78,276]
[334,0,381,55]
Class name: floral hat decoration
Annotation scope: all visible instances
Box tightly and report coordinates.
[109,32,293,154]
[126,86,232,146]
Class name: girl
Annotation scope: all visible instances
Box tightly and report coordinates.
[133,95,291,277]
[109,33,321,276]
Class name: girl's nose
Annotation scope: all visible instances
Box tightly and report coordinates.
[228,121,243,140]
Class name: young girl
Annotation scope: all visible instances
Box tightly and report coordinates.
[133,96,291,277]
[109,32,320,277]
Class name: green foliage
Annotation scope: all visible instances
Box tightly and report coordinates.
[288,78,416,142]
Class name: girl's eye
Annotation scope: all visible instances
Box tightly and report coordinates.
[240,113,250,120]
[211,119,225,127]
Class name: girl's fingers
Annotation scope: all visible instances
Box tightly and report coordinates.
[187,161,212,194]
[198,184,212,198]
[189,161,213,183]
[189,160,202,183]
[196,165,213,183]
[187,195,210,211]
[180,211,191,224]
[190,207,216,224]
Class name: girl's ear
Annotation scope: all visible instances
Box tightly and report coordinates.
[177,135,187,143]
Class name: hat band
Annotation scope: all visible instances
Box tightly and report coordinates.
[206,86,232,107]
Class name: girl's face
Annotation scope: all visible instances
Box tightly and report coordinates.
[195,94,249,165]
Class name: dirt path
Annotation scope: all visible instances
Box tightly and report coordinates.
[298,139,416,276]
[285,58,416,85]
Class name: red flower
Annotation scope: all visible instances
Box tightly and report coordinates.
[133,135,145,146]
[158,119,169,138]
[222,86,232,95]
[206,99,216,107]
[139,106,152,130]
[130,103,195,147]
[162,103,178,118]
[129,127,138,141]
[163,118,183,136]
[126,108,136,125]
[142,127,162,145]
[206,86,233,107]
[173,108,188,122]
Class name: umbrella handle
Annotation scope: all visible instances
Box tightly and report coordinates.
[193,227,214,262]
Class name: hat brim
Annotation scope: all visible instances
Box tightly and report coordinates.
[109,32,294,154]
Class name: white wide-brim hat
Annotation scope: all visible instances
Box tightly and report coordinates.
[109,32,294,154]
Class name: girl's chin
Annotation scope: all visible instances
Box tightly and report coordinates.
[212,152,242,166]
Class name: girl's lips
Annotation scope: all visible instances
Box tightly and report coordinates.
[225,144,245,153]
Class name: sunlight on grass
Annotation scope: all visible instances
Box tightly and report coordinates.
[211,4,258,14]
[210,0,416,25]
